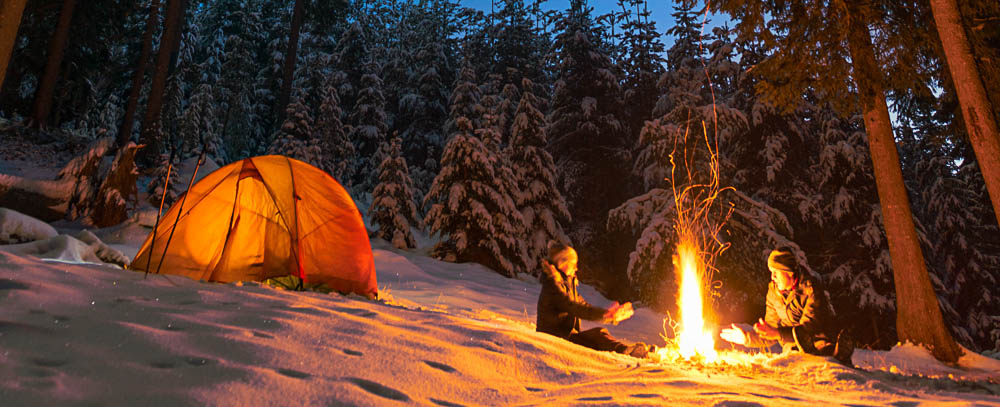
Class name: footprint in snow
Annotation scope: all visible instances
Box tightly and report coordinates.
[423,360,457,373]
[577,396,612,401]
[161,323,184,332]
[31,357,68,368]
[332,307,378,318]
[343,348,363,356]
[713,402,764,407]
[0,278,29,291]
[252,331,273,339]
[282,306,327,317]
[149,360,177,369]
[184,356,217,366]
[430,398,465,407]
[345,377,410,402]
[631,393,661,399]
[748,392,801,401]
[276,368,311,379]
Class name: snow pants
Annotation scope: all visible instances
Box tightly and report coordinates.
[568,327,629,353]
[793,327,855,366]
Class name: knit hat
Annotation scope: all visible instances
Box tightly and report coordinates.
[547,240,576,265]
[767,247,798,274]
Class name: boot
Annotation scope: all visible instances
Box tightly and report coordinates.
[626,342,649,358]
[833,330,855,366]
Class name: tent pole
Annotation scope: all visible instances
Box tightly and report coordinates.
[206,158,245,282]
[154,136,207,275]
[144,143,177,278]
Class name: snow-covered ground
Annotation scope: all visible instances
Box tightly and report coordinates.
[1,208,999,406]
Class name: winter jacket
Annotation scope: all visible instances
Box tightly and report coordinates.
[745,275,837,349]
[535,261,608,339]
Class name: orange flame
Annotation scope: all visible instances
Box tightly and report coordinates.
[675,240,718,362]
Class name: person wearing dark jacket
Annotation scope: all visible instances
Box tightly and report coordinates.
[536,241,652,358]
[720,247,854,365]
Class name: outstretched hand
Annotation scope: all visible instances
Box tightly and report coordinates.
[753,318,779,340]
[603,301,634,325]
[720,323,747,345]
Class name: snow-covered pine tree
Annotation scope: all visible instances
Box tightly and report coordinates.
[400,37,450,198]
[332,20,368,115]
[618,0,665,140]
[506,78,570,273]
[146,151,182,207]
[803,106,895,348]
[215,4,266,163]
[444,64,484,136]
[315,77,355,185]
[424,68,526,278]
[897,113,1000,352]
[267,93,322,167]
[952,157,1000,352]
[348,58,389,193]
[492,0,548,88]
[547,0,628,253]
[496,82,520,146]
[479,73,529,271]
[370,134,421,249]
[179,82,227,162]
[396,1,460,200]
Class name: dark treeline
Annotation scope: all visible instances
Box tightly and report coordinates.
[1,0,998,356]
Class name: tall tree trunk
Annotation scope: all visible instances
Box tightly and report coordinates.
[845,1,961,364]
[137,0,183,168]
[117,0,161,148]
[276,0,305,125]
[930,0,1000,228]
[0,0,28,89]
[29,0,77,129]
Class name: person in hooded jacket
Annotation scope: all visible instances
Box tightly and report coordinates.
[536,240,653,358]
[720,247,855,365]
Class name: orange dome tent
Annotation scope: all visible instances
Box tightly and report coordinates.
[130,155,377,298]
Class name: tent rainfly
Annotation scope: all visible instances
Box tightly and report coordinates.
[130,155,377,298]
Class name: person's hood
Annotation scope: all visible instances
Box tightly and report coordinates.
[539,260,569,287]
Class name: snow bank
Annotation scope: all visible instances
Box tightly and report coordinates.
[0,208,58,244]
[0,229,127,267]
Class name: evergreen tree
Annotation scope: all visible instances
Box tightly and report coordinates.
[547,0,627,253]
[180,83,227,162]
[315,79,354,185]
[370,135,421,249]
[214,3,266,162]
[618,0,665,139]
[424,68,526,277]
[506,78,570,272]
[267,93,321,166]
[332,20,368,114]
[348,59,389,193]
[400,38,449,197]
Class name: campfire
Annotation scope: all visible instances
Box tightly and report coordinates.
[652,121,735,365]
[674,240,718,362]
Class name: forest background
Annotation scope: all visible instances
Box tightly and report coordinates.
[0,0,998,356]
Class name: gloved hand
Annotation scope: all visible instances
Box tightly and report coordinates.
[603,301,634,324]
[720,323,747,345]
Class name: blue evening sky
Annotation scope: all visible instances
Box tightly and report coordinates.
[456,0,730,48]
